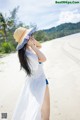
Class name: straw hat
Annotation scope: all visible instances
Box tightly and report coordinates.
[13,27,36,50]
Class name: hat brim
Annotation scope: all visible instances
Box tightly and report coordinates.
[16,27,36,51]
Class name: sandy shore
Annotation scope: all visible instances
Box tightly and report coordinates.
[0,33,80,120]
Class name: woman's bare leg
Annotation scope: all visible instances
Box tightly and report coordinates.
[41,85,50,120]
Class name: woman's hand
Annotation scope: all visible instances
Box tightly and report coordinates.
[27,40,33,46]
[30,36,42,48]
[27,38,35,47]
[30,36,36,45]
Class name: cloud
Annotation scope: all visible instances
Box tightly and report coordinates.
[0,0,80,29]
[0,0,53,28]
[57,9,80,25]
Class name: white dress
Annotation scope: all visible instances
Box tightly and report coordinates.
[11,49,47,120]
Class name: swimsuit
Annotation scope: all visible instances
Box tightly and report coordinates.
[39,62,49,85]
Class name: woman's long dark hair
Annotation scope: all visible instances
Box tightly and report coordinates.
[18,44,32,76]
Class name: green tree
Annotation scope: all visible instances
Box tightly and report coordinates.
[0,7,20,53]
[0,13,7,42]
[34,30,49,42]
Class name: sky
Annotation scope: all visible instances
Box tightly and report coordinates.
[0,0,80,30]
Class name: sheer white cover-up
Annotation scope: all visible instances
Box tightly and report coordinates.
[11,49,46,120]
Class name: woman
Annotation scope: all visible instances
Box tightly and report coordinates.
[12,27,50,120]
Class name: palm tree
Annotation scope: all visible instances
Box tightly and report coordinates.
[0,13,7,42]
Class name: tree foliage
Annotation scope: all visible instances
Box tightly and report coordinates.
[0,8,80,54]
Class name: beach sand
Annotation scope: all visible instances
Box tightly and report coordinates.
[0,33,80,120]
